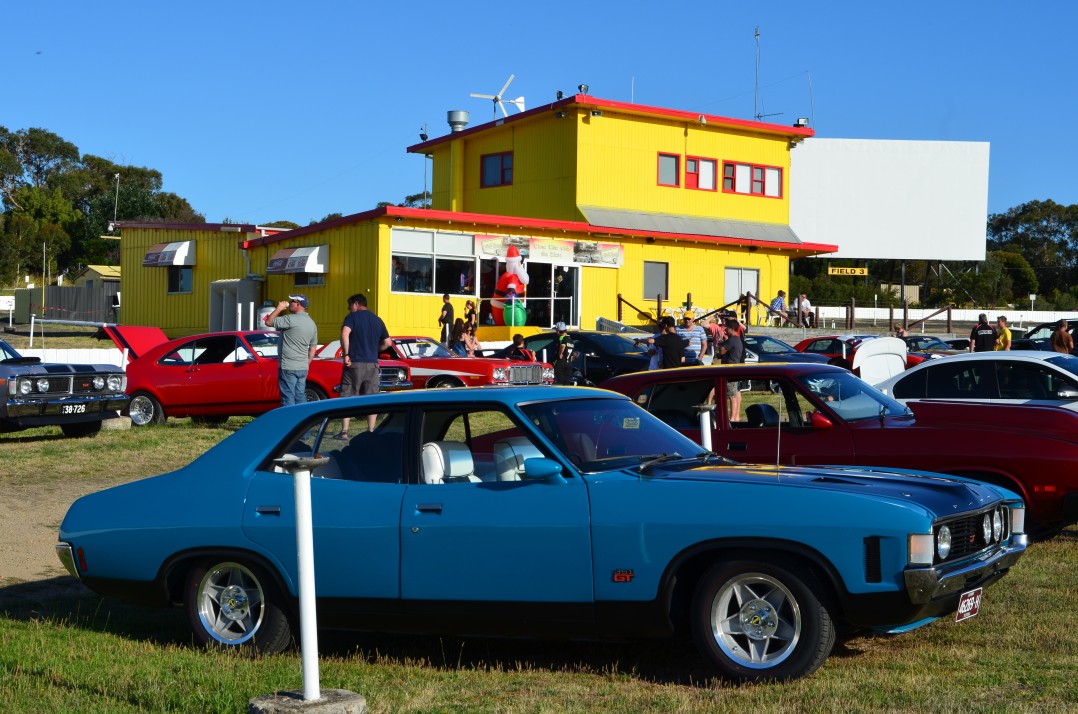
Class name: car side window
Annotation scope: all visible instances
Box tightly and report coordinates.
[738,380,801,429]
[996,363,1051,400]
[193,336,247,365]
[929,362,997,399]
[891,368,927,399]
[267,410,406,483]
[419,407,546,483]
[526,336,558,363]
[635,379,714,430]
[161,340,198,365]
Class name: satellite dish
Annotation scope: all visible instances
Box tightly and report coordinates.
[471,75,525,119]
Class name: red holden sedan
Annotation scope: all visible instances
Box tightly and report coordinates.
[379,335,554,389]
[103,327,410,426]
[604,362,1078,534]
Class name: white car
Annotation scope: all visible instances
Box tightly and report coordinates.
[875,351,1078,409]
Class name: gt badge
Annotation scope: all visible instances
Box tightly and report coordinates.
[612,569,635,583]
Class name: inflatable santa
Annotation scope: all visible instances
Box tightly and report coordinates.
[489,244,530,326]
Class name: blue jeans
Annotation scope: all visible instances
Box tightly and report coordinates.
[279,369,308,407]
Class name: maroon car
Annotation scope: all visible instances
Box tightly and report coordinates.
[604,362,1078,533]
[103,326,411,426]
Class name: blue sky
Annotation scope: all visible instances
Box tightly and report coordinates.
[5,1,1076,225]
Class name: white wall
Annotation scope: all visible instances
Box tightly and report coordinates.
[791,139,990,261]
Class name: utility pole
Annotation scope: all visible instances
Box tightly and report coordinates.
[113,173,120,223]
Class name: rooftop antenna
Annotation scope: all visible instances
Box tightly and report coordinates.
[471,74,526,120]
[754,27,782,121]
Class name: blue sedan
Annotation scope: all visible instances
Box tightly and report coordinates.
[56,387,1026,682]
[743,334,830,363]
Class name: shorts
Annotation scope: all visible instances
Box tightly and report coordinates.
[725,380,740,398]
[340,361,380,397]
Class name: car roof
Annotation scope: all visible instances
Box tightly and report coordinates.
[875,349,1076,389]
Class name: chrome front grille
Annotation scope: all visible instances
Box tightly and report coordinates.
[937,506,1010,563]
[507,365,543,384]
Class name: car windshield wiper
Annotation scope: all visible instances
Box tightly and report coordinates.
[696,450,737,466]
[638,452,684,472]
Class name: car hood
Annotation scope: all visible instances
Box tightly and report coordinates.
[100,325,170,361]
[650,461,1005,516]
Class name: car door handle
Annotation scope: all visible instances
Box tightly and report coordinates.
[256,506,281,516]
[727,442,748,451]
[416,503,443,514]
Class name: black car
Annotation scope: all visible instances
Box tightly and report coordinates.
[1012,320,1078,354]
[522,330,651,384]
[743,335,830,364]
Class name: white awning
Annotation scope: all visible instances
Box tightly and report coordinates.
[142,241,196,267]
[266,245,329,274]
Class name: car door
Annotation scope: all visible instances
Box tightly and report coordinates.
[241,409,408,598]
[400,405,593,605]
[181,335,264,409]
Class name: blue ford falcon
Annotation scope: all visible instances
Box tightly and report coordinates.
[56,386,1026,682]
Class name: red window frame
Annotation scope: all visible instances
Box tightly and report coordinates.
[722,161,783,198]
[685,155,717,192]
[480,152,513,188]
[657,153,680,187]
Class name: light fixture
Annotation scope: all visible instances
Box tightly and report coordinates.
[555,110,567,119]
[578,84,589,95]
[556,90,564,100]
[794,117,809,127]
[590,110,602,117]
[698,115,707,125]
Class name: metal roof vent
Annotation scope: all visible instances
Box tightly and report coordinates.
[447,110,470,133]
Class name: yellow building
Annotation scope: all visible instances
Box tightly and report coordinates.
[117,94,836,340]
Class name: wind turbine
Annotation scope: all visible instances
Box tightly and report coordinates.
[471,74,526,119]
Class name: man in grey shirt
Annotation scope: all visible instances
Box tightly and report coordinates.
[263,293,319,406]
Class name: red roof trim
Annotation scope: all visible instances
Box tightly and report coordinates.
[238,205,836,255]
[406,95,814,153]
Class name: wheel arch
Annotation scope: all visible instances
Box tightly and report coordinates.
[943,469,1029,505]
[660,538,847,636]
[159,547,296,613]
[426,374,465,389]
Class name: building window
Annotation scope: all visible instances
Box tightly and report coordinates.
[686,157,717,191]
[658,153,679,187]
[294,273,325,287]
[480,152,513,188]
[723,162,782,197]
[167,266,192,294]
[391,230,477,297]
[643,261,668,300]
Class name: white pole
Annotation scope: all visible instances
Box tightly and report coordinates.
[29,314,35,348]
[249,301,256,331]
[697,403,714,452]
[235,303,242,333]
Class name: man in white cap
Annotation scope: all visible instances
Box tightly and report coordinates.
[263,293,319,407]
[553,322,574,384]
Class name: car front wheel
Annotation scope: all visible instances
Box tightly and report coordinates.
[128,392,165,426]
[185,560,292,653]
[305,384,328,402]
[691,560,835,682]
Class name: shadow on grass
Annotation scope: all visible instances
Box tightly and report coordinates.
[0,577,758,687]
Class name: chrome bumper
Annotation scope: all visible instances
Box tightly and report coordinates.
[55,543,79,579]
[4,394,130,418]
[904,534,1028,605]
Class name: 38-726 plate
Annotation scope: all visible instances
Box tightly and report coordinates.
[61,404,87,415]
[955,587,983,623]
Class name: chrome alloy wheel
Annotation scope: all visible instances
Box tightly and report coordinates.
[710,572,802,669]
[194,562,266,645]
[128,394,157,426]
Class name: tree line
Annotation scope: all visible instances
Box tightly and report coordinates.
[3,127,1076,309]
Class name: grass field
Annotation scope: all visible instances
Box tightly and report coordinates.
[1,420,1076,713]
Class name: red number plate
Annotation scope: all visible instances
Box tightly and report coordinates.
[955,587,983,623]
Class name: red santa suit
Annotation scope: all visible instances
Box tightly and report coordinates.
[490,245,530,326]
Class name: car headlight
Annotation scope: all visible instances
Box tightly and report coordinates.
[983,513,994,544]
[93,376,106,390]
[1010,506,1026,535]
[993,508,1003,541]
[493,367,507,381]
[107,375,124,392]
[937,525,952,560]
[543,367,555,381]
[18,379,33,396]
[397,369,407,382]
[909,533,935,565]
[36,377,50,392]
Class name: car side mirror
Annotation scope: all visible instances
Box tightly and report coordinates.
[807,411,833,430]
[1056,388,1078,399]
[522,457,566,484]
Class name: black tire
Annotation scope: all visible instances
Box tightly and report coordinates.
[426,376,463,389]
[304,383,328,402]
[60,420,103,438]
[184,560,292,654]
[128,391,165,426]
[690,560,835,682]
[191,415,228,426]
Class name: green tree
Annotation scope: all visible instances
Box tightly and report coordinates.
[987,200,1078,298]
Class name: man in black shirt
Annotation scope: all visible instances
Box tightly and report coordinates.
[650,317,686,369]
[969,313,997,353]
[718,317,746,422]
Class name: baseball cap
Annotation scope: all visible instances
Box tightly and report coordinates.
[554,321,567,332]
[683,311,695,320]
[288,294,309,308]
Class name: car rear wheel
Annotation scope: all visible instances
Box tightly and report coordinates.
[60,420,102,438]
[691,560,835,682]
[128,392,165,426]
[427,376,464,389]
[185,560,292,653]
[305,384,328,402]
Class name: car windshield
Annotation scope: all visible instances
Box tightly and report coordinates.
[746,336,794,354]
[908,336,952,352]
[1045,354,1078,377]
[798,370,911,421]
[582,332,651,356]
[398,338,454,359]
[0,339,21,360]
[519,397,705,472]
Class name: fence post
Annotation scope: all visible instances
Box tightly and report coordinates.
[889,305,894,330]
[903,301,910,330]
[617,293,623,323]
[946,306,952,333]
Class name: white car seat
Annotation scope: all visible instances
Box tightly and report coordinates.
[421,441,479,484]
[492,437,543,481]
